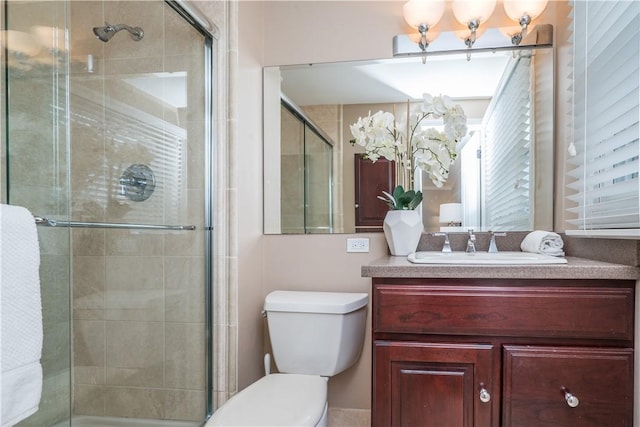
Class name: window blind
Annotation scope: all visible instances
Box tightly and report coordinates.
[482,55,533,230]
[566,1,640,231]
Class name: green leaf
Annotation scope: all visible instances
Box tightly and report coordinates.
[408,191,423,210]
[392,185,405,202]
[397,190,416,209]
[381,185,423,210]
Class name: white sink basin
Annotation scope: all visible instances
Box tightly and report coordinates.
[407,251,568,265]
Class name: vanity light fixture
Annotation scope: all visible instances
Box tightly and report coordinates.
[503,0,549,45]
[402,0,445,52]
[397,0,549,56]
[452,0,496,50]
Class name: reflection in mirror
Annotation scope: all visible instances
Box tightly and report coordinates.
[264,27,554,235]
[280,100,334,233]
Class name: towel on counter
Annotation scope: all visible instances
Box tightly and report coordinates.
[1,204,43,426]
[520,230,565,257]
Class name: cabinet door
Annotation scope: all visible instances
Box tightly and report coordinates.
[503,346,634,426]
[374,341,495,427]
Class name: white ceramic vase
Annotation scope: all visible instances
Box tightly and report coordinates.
[383,210,423,256]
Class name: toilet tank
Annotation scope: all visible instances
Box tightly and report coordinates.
[264,291,369,377]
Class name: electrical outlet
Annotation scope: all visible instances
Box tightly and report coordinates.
[347,238,369,253]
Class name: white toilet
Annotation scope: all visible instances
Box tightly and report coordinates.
[206,290,369,427]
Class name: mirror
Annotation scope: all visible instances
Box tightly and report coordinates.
[264,26,554,234]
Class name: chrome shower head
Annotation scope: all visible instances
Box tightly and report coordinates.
[93,22,144,42]
[93,25,115,42]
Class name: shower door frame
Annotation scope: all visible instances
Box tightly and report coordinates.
[166,0,217,420]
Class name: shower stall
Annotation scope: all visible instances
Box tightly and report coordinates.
[1,1,215,425]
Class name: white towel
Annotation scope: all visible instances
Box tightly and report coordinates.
[520,230,565,257]
[0,204,43,426]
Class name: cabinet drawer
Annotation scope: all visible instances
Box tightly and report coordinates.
[374,283,634,340]
[503,346,634,426]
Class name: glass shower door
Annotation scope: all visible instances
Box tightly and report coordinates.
[66,1,210,424]
[3,1,213,425]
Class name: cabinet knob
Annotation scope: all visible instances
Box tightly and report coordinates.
[562,387,580,408]
[479,383,491,403]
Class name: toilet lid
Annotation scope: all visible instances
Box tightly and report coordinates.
[206,374,328,427]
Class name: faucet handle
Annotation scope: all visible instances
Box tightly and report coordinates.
[466,229,477,253]
[433,232,452,253]
[468,229,476,241]
[488,231,507,253]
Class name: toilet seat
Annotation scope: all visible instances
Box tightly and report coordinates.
[205,373,328,427]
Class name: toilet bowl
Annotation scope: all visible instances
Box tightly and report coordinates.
[207,374,328,427]
[206,290,368,427]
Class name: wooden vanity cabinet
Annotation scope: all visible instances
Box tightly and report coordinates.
[374,341,496,427]
[372,278,635,427]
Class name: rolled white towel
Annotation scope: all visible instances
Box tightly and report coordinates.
[520,230,565,257]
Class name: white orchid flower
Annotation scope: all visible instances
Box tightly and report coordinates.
[349,93,468,191]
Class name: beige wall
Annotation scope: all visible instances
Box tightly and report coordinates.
[238,0,567,413]
[236,0,269,400]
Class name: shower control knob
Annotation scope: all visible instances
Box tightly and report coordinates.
[119,164,156,202]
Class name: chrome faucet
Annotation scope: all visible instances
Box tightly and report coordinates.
[466,229,476,253]
[433,232,452,253]
[488,231,507,253]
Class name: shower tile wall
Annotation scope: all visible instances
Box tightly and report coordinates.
[68,1,206,421]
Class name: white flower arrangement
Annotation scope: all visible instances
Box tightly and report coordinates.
[350,94,468,190]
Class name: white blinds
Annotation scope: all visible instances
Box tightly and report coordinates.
[566,1,640,230]
[482,55,533,230]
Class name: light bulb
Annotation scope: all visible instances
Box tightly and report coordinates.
[452,0,496,51]
[504,0,548,45]
[503,0,548,24]
[452,0,497,28]
[403,0,445,30]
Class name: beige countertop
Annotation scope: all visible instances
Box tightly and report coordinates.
[362,256,640,280]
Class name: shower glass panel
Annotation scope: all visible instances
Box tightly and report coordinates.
[4,2,72,426]
[3,1,213,425]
